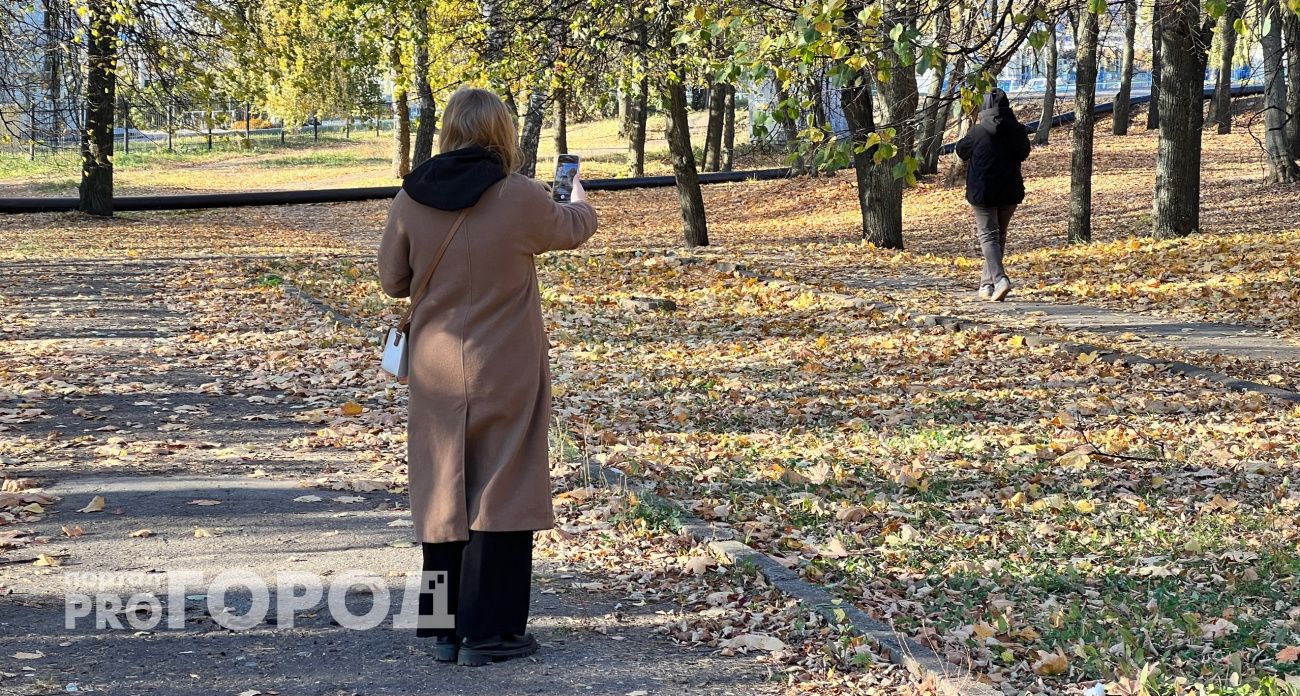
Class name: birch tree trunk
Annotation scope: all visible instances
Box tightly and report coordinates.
[517,87,548,178]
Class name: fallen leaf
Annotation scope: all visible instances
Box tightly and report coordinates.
[1031,650,1069,676]
[77,496,105,513]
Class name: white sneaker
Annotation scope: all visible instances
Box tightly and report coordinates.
[978,284,994,301]
[991,277,1012,302]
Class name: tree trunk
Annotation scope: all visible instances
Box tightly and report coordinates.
[79,0,116,217]
[1113,0,1138,135]
[663,76,709,247]
[1284,10,1300,159]
[518,86,548,178]
[841,78,904,250]
[392,90,410,177]
[1068,7,1100,245]
[773,82,805,173]
[721,85,735,172]
[1148,1,1163,130]
[1261,0,1299,183]
[915,6,952,175]
[1152,0,1213,238]
[1211,0,1244,135]
[554,86,568,154]
[629,78,648,176]
[1036,19,1059,145]
[617,87,631,137]
[628,23,649,176]
[42,0,63,145]
[877,2,920,157]
[411,6,437,167]
[704,82,726,171]
[389,43,410,178]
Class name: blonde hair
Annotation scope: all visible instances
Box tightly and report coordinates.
[438,87,521,172]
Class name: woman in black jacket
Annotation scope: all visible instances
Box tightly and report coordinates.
[955,89,1031,302]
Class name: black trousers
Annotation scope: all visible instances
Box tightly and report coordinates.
[417,530,533,640]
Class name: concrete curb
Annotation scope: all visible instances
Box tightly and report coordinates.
[583,463,997,696]
[703,259,1300,404]
[281,282,369,334]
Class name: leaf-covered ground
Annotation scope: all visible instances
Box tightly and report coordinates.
[4,111,1300,694]
[266,250,1300,695]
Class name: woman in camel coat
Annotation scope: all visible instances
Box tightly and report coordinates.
[378,87,597,666]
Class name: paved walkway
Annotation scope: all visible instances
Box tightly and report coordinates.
[768,260,1300,365]
[0,259,779,696]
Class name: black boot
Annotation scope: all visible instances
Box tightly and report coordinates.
[431,636,459,662]
[457,634,538,666]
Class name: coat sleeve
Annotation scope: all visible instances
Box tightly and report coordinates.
[378,195,414,298]
[524,182,598,254]
[955,133,975,161]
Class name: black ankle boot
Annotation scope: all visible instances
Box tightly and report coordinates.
[431,635,459,662]
[457,634,538,666]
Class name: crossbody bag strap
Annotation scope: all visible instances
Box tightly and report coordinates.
[398,208,471,333]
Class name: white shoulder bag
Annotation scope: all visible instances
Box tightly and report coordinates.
[381,208,471,384]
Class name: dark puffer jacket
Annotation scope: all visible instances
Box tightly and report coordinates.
[955,91,1031,208]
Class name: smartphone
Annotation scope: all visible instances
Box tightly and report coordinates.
[552,154,581,202]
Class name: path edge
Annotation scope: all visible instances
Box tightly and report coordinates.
[701,259,1300,404]
[582,463,1000,696]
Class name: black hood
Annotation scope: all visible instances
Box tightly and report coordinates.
[977,89,1020,135]
[401,145,507,211]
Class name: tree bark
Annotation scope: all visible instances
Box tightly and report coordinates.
[1068,7,1100,245]
[1152,0,1213,238]
[1113,0,1138,135]
[629,78,648,176]
[1284,9,1300,159]
[1036,19,1059,145]
[876,2,920,158]
[617,87,631,137]
[721,85,735,171]
[1147,1,1163,130]
[42,0,63,145]
[1211,0,1244,135]
[411,6,437,167]
[390,42,411,178]
[628,23,649,176]
[554,86,568,154]
[704,82,725,171]
[915,6,951,175]
[1261,0,1299,183]
[841,78,904,250]
[773,82,804,173]
[79,0,116,217]
[663,76,708,247]
[518,86,548,178]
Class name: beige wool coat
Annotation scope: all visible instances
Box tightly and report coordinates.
[378,173,597,543]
